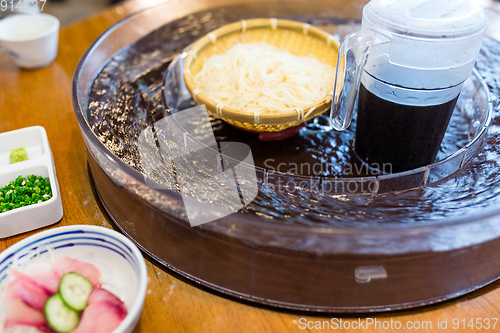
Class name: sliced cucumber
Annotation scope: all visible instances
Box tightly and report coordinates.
[59,272,94,311]
[44,293,80,333]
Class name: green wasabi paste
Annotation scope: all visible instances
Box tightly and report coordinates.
[9,147,28,164]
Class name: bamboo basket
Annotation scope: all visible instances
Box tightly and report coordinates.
[183,18,339,132]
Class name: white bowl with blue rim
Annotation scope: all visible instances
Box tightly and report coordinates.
[0,225,148,333]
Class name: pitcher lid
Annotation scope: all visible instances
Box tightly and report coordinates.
[363,0,488,38]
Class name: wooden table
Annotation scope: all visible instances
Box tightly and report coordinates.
[1,0,500,332]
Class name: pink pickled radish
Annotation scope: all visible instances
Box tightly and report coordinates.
[4,271,51,311]
[24,263,62,294]
[72,301,127,333]
[4,298,54,333]
[88,288,126,309]
[72,288,127,333]
[2,257,128,333]
[51,256,101,286]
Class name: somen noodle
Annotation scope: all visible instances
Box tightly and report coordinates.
[193,42,335,113]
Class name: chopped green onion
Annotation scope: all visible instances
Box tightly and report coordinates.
[0,175,52,213]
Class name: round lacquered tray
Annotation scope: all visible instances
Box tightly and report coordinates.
[73,0,500,312]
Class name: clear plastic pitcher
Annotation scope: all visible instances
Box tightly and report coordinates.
[330,0,488,172]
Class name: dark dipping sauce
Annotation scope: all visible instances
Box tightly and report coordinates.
[84,8,500,227]
[355,83,459,173]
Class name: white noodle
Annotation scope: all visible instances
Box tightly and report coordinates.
[193,42,335,113]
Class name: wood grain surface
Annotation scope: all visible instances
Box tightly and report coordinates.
[1,0,500,332]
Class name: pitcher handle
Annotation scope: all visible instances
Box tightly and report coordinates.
[330,30,379,131]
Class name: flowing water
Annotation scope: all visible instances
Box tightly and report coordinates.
[86,9,500,227]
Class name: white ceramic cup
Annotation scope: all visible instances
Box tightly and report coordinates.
[0,13,59,69]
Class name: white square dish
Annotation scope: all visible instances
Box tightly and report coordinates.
[0,126,63,238]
